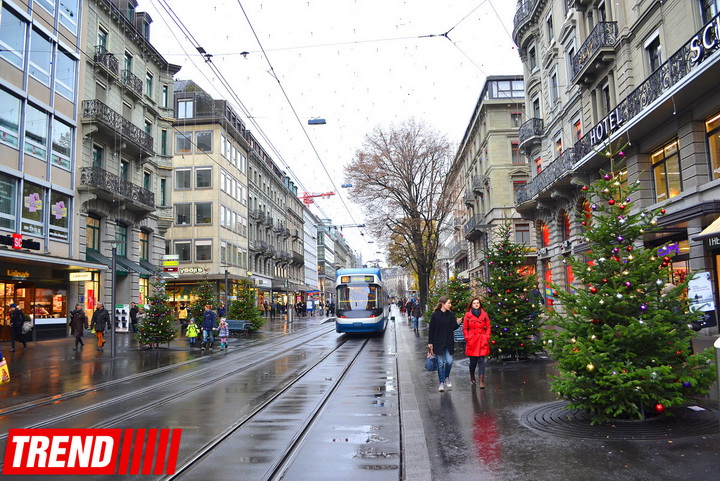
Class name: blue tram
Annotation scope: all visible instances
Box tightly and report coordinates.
[335,268,388,334]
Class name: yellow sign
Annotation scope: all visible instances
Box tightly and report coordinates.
[70,272,93,281]
[163,260,179,267]
[7,269,29,278]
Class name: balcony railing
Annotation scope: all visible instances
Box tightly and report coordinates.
[471,176,485,195]
[121,69,143,97]
[79,166,154,209]
[94,45,118,76]
[464,214,486,241]
[571,22,618,80]
[518,118,544,148]
[513,0,539,42]
[449,241,468,258]
[82,100,153,154]
[516,148,574,205]
[464,191,474,207]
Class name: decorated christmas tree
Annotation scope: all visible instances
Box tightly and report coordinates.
[136,277,177,347]
[189,277,216,323]
[227,279,264,332]
[425,272,473,321]
[480,224,543,360]
[546,144,716,424]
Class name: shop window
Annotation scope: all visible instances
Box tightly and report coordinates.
[651,140,683,202]
[21,181,45,237]
[87,215,100,251]
[51,118,73,170]
[139,277,148,304]
[0,173,17,230]
[25,105,48,160]
[175,203,191,225]
[195,202,212,224]
[115,223,127,257]
[0,4,26,68]
[34,288,67,320]
[49,191,70,242]
[139,231,149,261]
[29,29,52,85]
[705,110,720,180]
[196,132,212,153]
[195,240,212,261]
[195,167,212,188]
[175,241,191,262]
[0,88,21,149]
[175,169,191,189]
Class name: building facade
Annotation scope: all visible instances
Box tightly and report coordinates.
[0,0,97,340]
[513,0,720,328]
[303,208,320,306]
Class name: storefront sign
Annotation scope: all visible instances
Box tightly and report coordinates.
[70,272,93,281]
[0,234,40,250]
[689,14,720,65]
[179,267,205,275]
[7,269,29,278]
[688,271,715,312]
[704,235,720,250]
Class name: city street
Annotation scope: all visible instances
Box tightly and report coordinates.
[2,307,720,480]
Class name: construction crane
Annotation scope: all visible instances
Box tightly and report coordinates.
[299,192,335,206]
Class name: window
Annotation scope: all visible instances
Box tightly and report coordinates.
[0,5,26,68]
[175,203,191,225]
[546,13,554,42]
[115,223,127,257]
[175,241,191,262]
[160,129,168,156]
[555,136,563,157]
[705,111,720,180]
[652,140,682,202]
[601,82,611,116]
[511,142,523,164]
[143,171,151,191]
[0,89,21,148]
[566,44,576,81]
[160,178,167,206]
[492,80,524,99]
[195,202,212,224]
[123,51,133,72]
[550,71,559,104]
[29,30,52,85]
[49,191,70,241]
[532,97,541,118]
[161,85,169,108]
[145,72,153,97]
[25,105,48,159]
[511,112,522,127]
[646,35,662,72]
[175,131,192,154]
[87,215,100,251]
[573,119,582,141]
[195,240,212,261]
[175,169,191,189]
[535,157,542,175]
[513,181,527,203]
[144,119,151,135]
[529,45,537,71]
[515,223,530,244]
[120,160,129,181]
[177,99,193,119]
[97,27,108,51]
[139,231,149,261]
[92,144,103,168]
[21,181,45,237]
[51,118,73,169]
[0,173,17,230]
[36,0,55,14]
[195,167,212,188]
[538,222,551,248]
[59,0,79,33]
[55,49,77,100]
[702,0,720,23]
[560,211,571,241]
[196,131,212,152]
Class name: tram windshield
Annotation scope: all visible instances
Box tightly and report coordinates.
[337,284,380,312]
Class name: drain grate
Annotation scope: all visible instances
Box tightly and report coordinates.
[521,401,720,440]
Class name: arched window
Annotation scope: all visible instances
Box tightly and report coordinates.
[538,221,550,247]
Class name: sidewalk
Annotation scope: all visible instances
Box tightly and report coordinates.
[395,307,720,481]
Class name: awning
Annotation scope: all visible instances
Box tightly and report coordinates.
[694,216,720,241]
[86,250,127,274]
[140,259,160,276]
[115,256,156,277]
[0,248,107,271]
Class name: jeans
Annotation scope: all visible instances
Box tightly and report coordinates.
[436,348,453,383]
[202,329,214,343]
[412,316,419,330]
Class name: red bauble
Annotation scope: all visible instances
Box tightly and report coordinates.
[655,403,665,413]
[491,340,496,344]
[581,186,588,191]
[619,204,626,210]
[608,199,615,205]
[581,221,587,226]
[506,289,511,293]
[626,246,633,252]
[660,209,666,214]
[589,286,598,294]
[663,256,671,262]
[602,278,608,283]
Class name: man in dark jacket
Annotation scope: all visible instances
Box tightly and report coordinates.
[9,303,27,352]
[69,303,88,350]
[90,302,110,351]
[129,302,139,333]
[201,304,217,350]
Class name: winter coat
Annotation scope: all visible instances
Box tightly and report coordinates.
[69,309,88,337]
[185,323,199,338]
[428,309,459,355]
[202,309,217,330]
[412,303,422,317]
[463,308,491,357]
[91,307,110,332]
[217,322,229,337]
[10,308,25,335]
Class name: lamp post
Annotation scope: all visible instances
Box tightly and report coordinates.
[103,239,122,358]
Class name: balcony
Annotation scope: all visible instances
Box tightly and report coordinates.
[512,0,540,44]
[292,251,304,266]
[472,176,486,196]
[281,227,291,238]
[273,223,283,234]
[266,245,277,258]
[571,22,618,84]
[82,100,153,156]
[464,214,486,242]
[464,191,474,207]
[249,209,265,221]
[79,166,154,211]
[292,229,300,239]
[264,217,274,228]
[449,240,468,259]
[93,45,118,76]
[516,148,575,206]
[518,118,544,152]
[250,239,268,253]
[121,69,143,98]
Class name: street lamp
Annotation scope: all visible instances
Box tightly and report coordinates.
[103,239,122,358]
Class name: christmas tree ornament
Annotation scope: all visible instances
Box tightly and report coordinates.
[608,199,615,205]
[586,363,595,371]
[654,404,665,413]
[660,209,666,214]
[617,293,623,299]
[589,286,598,294]
[625,281,632,288]
[603,174,611,180]
[581,185,588,191]
[591,204,598,210]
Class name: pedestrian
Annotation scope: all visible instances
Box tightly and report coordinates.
[185,319,199,348]
[412,301,422,332]
[129,301,139,333]
[428,296,460,392]
[90,302,110,351]
[201,304,216,350]
[9,303,27,352]
[217,303,226,318]
[462,297,491,388]
[218,318,229,350]
[263,300,269,317]
[68,303,88,350]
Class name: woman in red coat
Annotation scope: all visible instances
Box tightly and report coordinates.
[463,297,491,388]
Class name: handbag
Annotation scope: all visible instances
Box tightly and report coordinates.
[22,321,33,334]
[425,354,438,372]
[0,358,10,384]
[454,326,465,342]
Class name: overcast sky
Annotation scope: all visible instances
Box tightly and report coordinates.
[142,0,522,262]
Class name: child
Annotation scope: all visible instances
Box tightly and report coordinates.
[218,318,229,350]
[186,319,199,349]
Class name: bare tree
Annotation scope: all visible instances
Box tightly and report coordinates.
[345,119,455,309]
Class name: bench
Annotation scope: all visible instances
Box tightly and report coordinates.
[226,320,253,336]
